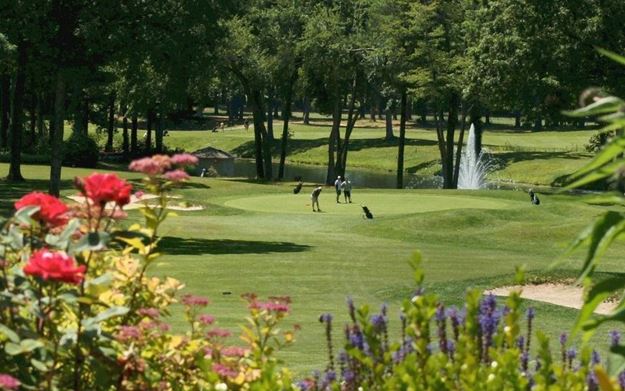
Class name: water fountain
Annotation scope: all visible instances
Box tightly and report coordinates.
[458,124,491,189]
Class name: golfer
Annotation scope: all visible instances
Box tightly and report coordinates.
[334,175,342,203]
[341,177,352,203]
[311,186,322,212]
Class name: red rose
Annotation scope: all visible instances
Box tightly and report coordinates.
[82,173,132,207]
[23,249,85,284]
[15,192,69,227]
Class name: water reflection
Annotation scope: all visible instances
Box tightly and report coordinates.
[198,158,442,189]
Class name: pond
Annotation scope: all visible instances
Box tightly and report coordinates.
[198,158,443,189]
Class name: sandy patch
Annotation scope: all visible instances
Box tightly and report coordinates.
[66,194,202,211]
[485,284,617,315]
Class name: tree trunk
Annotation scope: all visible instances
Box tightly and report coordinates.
[131,114,138,155]
[36,93,44,138]
[155,107,163,153]
[145,109,153,152]
[8,43,27,182]
[122,104,129,159]
[0,75,9,149]
[452,113,467,188]
[397,90,407,189]
[248,88,270,179]
[105,94,115,152]
[514,111,521,128]
[81,97,89,135]
[71,85,85,136]
[267,92,274,142]
[303,95,310,125]
[325,96,342,185]
[278,76,296,180]
[444,95,459,189]
[385,105,394,141]
[49,71,66,195]
[485,110,490,126]
[337,78,358,177]
[28,95,36,148]
[435,108,447,188]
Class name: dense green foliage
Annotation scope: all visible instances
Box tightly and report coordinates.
[2,0,624,188]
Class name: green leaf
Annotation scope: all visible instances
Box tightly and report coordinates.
[82,306,129,328]
[568,211,625,281]
[597,48,625,66]
[46,218,81,248]
[8,226,24,250]
[0,323,20,343]
[31,358,49,372]
[564,96,624,118]
[4,342,22,355]
[14,205,40,226]
[575,277,625,338]
[566,137,625,183]
[20,339,44,352]
[608,345,625,377]
[72,231,110,253]
[565,161,625,190]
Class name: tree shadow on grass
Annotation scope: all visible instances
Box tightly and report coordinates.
[490,150,589,171]
[231,137,438,159]
[0,179,74,218]
[158,236,312,255]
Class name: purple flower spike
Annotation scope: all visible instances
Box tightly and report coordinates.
[587,371,598,391]
[435,305,446,322]
[346,297,356,322]
[618,371,625,389]
[480,294,497,315]
[567,348,577,361]
[526,307,535,320]
[591,350,601,365]
[319,313,333,324]
[380,302,388,316]
[559,332,568,346]
[610,330,621,347]
[516,336,525,350]
[370,314,386,332]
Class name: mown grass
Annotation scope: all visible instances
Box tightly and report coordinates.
[1,163,623,374]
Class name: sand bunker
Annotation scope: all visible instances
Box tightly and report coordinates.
[485,284,616,315]
[66,194,202,212]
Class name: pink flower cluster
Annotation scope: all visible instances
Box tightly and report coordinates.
[129,153,198,182]
[182,294,210,307]
[206,328,232,339]
[0,374,20,390]
[248,295,291,314]
[138,308,160,318]
[221,346,248,358]
[198,314,215,325]
[212,363,238,378]
[117,326,141,342]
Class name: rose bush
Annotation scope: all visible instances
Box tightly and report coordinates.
[0,154,298,390]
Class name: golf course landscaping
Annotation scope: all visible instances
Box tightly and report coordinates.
[1,154,623,375]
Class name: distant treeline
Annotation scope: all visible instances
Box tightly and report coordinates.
[1,0,624,190]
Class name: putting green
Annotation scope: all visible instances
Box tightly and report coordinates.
[224,191,517,215]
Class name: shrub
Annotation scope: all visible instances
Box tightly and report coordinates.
[63,132,99,168]
[0,153,298,390]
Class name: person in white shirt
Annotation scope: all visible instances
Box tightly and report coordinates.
[341,177,352,203]
[311,186,322,212]
[334,175,342,203]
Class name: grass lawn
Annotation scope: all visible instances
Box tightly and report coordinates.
[1,162,623,374]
